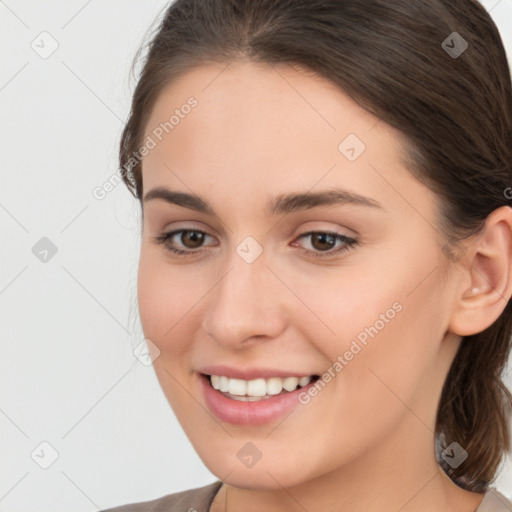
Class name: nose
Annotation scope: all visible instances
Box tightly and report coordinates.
[200,251,287,349]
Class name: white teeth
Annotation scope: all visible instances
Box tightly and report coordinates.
[229,378,247,396]
[246,378,266,396]
[209,374,315,397]
[219,376,229,392]
[211,375,221,389]
[282,377,300,391]
[266,377,284,395]
[299,376,311,387]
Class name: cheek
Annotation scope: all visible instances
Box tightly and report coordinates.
[136,251,211,419]
[290,245,447,413]
[314,261,447,440]
[136,248,206,354]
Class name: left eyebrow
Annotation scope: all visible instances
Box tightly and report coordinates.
[142,186,383,215]
[268,188,383,215]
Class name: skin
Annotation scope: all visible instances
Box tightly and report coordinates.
[137,60,512,512]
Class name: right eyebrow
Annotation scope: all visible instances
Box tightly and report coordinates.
[143,187,214,214]
[142,186,383,215]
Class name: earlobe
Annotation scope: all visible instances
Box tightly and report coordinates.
[449,206,512,337]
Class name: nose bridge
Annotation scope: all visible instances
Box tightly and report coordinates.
[201,246,285,346]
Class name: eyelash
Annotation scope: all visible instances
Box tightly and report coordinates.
[153,229,358,259]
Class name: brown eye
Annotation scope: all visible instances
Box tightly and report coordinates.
[293,231,358,259]
[153,229,216,256]
[180,230,205,248]
[310,232,336,251]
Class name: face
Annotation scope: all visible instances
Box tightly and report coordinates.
[137,60,462,489]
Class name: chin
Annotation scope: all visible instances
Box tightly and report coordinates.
[198,448,317,490]
[222,468,308,490]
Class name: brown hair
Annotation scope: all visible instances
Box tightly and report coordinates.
[119,0,512,492]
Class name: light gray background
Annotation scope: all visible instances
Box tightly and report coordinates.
[1,1,511,511]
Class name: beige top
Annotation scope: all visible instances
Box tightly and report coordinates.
[100,480,512,512]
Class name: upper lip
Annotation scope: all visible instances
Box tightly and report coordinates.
[197,365,319,381]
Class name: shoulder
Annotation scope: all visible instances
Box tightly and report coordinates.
[476,488,512,512]
[99,480,223,512]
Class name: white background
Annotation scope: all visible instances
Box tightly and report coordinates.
[1,1,511,511]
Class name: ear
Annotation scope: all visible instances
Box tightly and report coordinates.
[448,206,512,337]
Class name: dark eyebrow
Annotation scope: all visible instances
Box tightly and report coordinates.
[144,187,214,214]
[268,188,382,215]
[143,186,383,215]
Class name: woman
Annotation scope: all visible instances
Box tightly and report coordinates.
[103,0,512,510]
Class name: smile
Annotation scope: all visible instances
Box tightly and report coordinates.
[208,374,319,401]
[199,372,321,425]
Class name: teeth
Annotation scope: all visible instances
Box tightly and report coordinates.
[299,376,311,387]
[229,378,247,396]
[267,377,285,395]
[219,376,229,392]
[209,374,315,397]
[247,378,266,396]
[283,377,299,391]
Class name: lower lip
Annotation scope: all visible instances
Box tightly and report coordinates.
[199,373,317,425]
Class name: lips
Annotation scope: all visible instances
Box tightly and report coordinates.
[198,371,321,425]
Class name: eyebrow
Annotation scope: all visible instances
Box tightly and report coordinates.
[143,186,383,215]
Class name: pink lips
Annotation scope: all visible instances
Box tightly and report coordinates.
[198,372,319,425]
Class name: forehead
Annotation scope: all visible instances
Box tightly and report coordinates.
[143,60,384,147]
[140,60,432,221]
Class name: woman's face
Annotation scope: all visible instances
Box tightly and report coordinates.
[137,60,464,489]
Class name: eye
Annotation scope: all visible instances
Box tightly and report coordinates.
[153,229,216,255]
[153,228,358,259]
[292,230,358,258]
